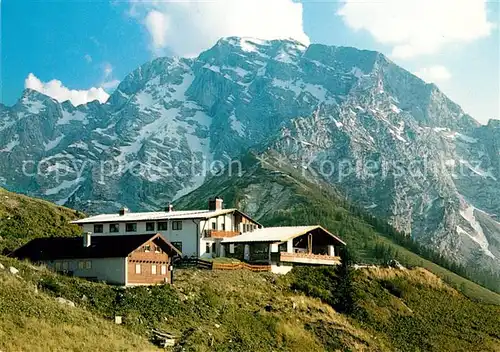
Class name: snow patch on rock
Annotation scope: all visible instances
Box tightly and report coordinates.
[459,160,497,180]
[458,205,495,258]
[24,99,45,114]
[0,135,20,152]
[44,177,85,196]
[44,135,65,151]
[229,113,245,137]
[58,110,88,125]
[240,38,260,53]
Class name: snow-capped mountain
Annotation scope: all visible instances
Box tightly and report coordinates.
[1,37,499,269]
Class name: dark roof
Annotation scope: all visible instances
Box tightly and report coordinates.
[10,234,181,262]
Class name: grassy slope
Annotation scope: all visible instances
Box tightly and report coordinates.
[290,265,500,352]
[0,259,156,351]
[0,188,83,252]
[1,255,498,351]
[1,160,498,350]
[0,256,381,352]
[357,268,500,351]
[376,237,500,306]
[177,153,500,305]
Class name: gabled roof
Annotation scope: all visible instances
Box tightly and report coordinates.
[10,233,181,262]
[71,208,262,226]
[221,225,346,245]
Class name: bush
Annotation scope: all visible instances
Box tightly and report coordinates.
[333,247,359,314]
[290,266,338,305]
[290,248,361,315]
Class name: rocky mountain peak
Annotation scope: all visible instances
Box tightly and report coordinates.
[304,44,380,74]
[214,36,306,54]
[15,88,58,112]
[487,119,500,129]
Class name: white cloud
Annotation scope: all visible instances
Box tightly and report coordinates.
[145,10,169,52]
[414,65,452,83]
[25,73,109,106]
[84,54,93,63]
[338,0,495,59]
[103,63,113,77]
[100,63,121,91]
[132,0,309,57]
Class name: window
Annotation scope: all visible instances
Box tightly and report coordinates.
[78,261,85,269]
[151,265,157,275]
[144,245,151,252]
[171,242,182,252]
[126,223,137,232]
[62,262,69,271]
[161,265,167,275]
[172,221,182,230]
[94,224,103,233]
[109,223,119,233]
[278,242,287,252]
[158,222,168,231]
[229,244,235,254]
[146,222,155,231]
[85,261,92,269]
[206,242,211,254]
[55,262,62,271]
[135,264,141,274]
[212,222,216,230]
[221,223,225,231]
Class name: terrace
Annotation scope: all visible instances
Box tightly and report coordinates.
[279,251,341,265]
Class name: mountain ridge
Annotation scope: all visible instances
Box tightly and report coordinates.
[1,36,500,272]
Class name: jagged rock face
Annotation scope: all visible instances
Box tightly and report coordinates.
[0,37,499,269]
[268,58,499,268]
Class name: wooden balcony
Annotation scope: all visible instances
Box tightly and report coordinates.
[280,252,341,266]
[204,230,240,238]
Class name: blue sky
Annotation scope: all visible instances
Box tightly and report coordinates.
[1,0,499,123]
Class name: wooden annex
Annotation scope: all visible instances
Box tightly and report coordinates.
[10,233,181,286]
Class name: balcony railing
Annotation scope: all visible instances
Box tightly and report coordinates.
[280,252,341,265]
[204,230,240,238]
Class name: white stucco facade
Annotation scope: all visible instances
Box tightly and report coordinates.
[199,213,235,233]
[83,219,201,257]
[77,209,260,259]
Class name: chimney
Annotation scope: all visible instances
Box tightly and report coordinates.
[119,207,130,216]
[165,203,174,212]
[208,197,223,211]
[83,232,91,248]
